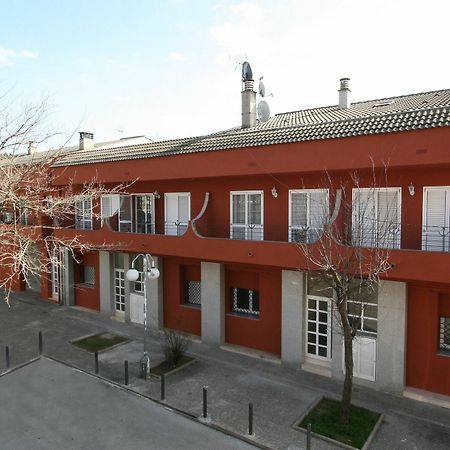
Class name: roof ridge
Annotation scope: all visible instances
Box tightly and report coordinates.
[274,88,450,117]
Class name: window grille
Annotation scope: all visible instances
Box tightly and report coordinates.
[185,280,201,305]
[440,317,450,352]
[231,288,259,316]
[347,282,378,335]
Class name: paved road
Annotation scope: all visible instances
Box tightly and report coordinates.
[0,357,258,450]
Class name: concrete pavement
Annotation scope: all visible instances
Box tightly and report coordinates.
[1,293,450,450]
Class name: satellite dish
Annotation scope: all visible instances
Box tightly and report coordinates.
[242,61,253,81]
[257,100,270,122]
[258,79,266,97]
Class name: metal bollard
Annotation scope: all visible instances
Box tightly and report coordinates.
[202,386,208,419]
[5,346,10,370]
[306,423,312,450]
[94,351,99,374]
[124,360,129,386]
[161,374,165,401]
[248,402,254,435]
[38,331,43,355]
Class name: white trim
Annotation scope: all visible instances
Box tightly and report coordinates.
[230,190,264,240]
[422,186,450,251]
[305,294,332,362]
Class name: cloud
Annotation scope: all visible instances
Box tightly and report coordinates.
[0,46,38,66]
[168,51,187,62]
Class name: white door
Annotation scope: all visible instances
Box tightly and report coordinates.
[342,336,377,381]
[306,295,332,361]
[165,193,190,236]
[114,269,125,314]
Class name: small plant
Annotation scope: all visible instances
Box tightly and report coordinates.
[162,329,190,367]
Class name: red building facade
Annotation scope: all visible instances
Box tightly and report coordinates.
[3,81,450,401]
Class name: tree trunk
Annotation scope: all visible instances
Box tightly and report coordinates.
[338,305,354,424]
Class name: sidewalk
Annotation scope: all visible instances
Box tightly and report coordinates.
[1,293,450,450]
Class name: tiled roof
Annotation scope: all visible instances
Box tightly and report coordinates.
[53,89,450,167]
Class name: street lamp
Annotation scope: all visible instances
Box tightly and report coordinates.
[126,253,160,379]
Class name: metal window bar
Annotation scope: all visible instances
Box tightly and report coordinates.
[422,225,450,252]
[230,224,263,241]
[440,317,450,351]
[232,288,259,316]
[185,280,201,305]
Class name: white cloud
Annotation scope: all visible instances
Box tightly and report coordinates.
[168,51,187,62]
[0,46,37,66]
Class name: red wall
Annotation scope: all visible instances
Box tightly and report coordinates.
[163,258,201,336]
[406,284,450,396]
[74,252,100,311]
[225,266,281,355]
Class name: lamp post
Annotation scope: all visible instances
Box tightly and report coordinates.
[126,253,160,379]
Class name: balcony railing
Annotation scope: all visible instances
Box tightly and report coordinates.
[288,226,322,244]
[422,225,450,252]
[230,224,263,241]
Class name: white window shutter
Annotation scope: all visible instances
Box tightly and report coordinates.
[309,190,328,243]
[353,190,376,247]
[101,196,110,219]
[423,188,448,251]
[377,189,400,248]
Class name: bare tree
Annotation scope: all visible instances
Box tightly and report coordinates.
[0,94,124,302]
[297,171,398,423]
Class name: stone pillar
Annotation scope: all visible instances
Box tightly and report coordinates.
[99,251,113,317]
[147,256,164,330]
[201,262,225,346]
[60,249,74,306]
[123,253,131,322]
[281,270,305,368]
[376,280,407,393]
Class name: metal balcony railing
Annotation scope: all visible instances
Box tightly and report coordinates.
[421,225,450,252]
[230,224,264,241]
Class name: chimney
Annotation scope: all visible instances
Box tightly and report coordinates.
[338,78,351,109]
[241,62,256,128]
[79,132,94,150]
[28,141,37,155]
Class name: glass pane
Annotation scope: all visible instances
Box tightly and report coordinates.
[291,193,307,227]
[236,288,250,310]
[318,324,327,334]
[308,322,316,332]
[251,290,260,312]
[248,194,262,225]
[318,335,327,346]
[319,312,327,323]
[318,347,327,357]
[232,194,246,224]
[307,344,316,354]
[308,310,316,321]
[307,333,316,344]
[231,226,246,240]
[319,300,328,311]
[364,319,377,333]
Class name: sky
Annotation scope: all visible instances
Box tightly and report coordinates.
[1,0,449,147]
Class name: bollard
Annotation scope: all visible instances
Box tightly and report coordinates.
[306,422,312,450]
[5,346,10,370]
[124,360,129,386]
[202,386,208,419]
[248,402,254,435]
[94,351,99,374]
[38,331,43,355]
[161,374,165,401]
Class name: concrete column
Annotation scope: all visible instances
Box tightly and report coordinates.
[376,280,407,393]
[99,251,113,317]
[60,249,74,306]
[331,313,345,381]
[123,253,131,322]
[201,262,225,346]
[147,256,164,331]
[281,270,305,368]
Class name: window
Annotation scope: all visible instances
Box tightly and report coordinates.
[185,280,201,306]
[289,189,328,243]
[440,317,450,353]
[19,207,28,225]
[101,195,120,225]
[230,191,263,240]
[165,193,190,236]
[347,281,378,335]
[135,195,154,234]
[231,288,259,316]
[119,195,133,232]
[114,268,125,312]
[352,188,401,249]
[75,197,92,230]
[132,257,144,293]
[79,265,95,286]
[422,187,450,252]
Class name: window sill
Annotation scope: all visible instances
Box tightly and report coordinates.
[75,283,95,289]
[181,303,201,310]
[226,312,260,321]
[437,350,450,358]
